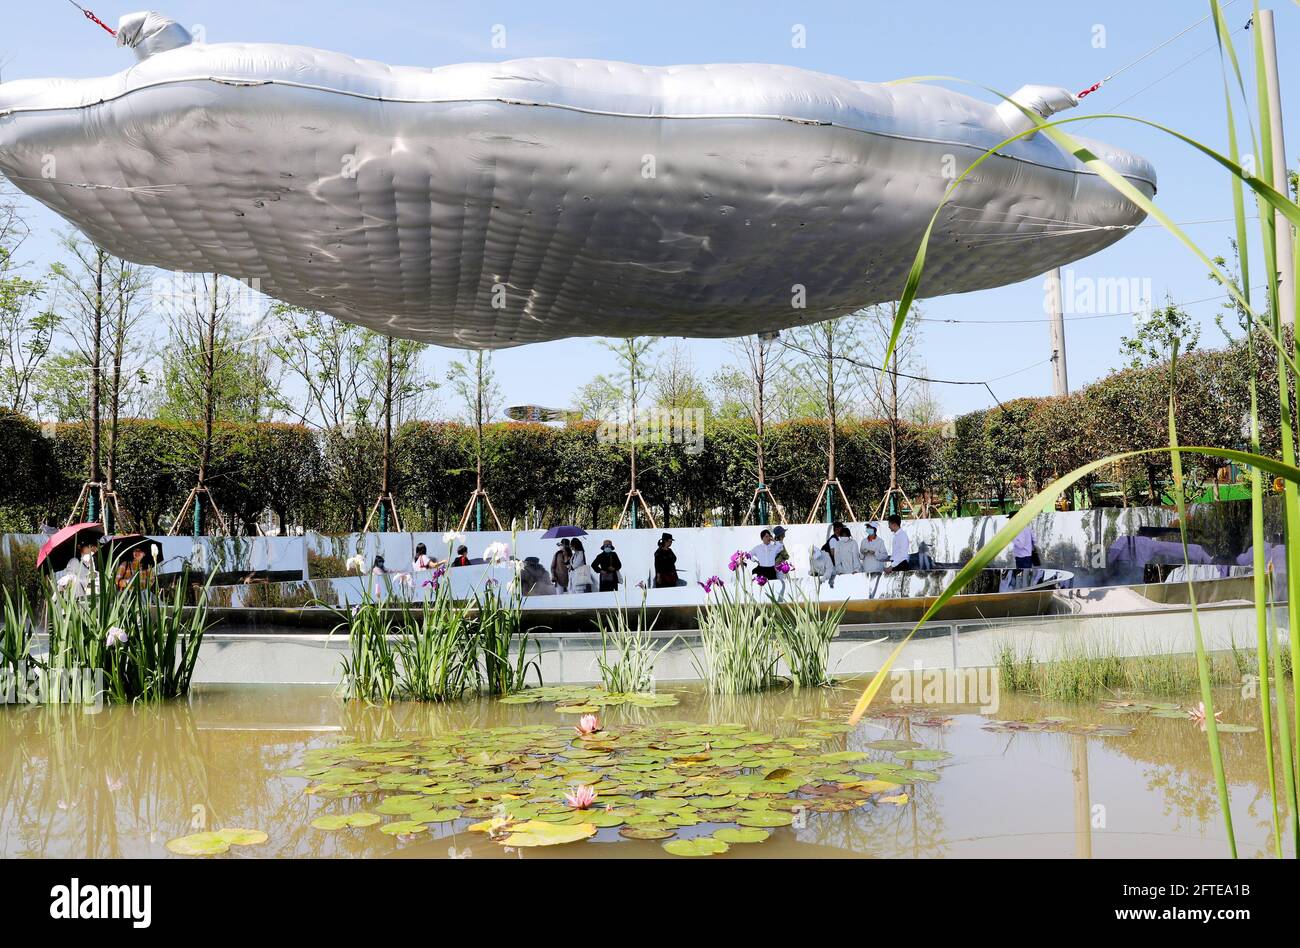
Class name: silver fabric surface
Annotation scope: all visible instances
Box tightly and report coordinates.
[0,32,1155,348]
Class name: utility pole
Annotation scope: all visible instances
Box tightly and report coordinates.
[1046,267,1069,395]
[1260,9,1296,326]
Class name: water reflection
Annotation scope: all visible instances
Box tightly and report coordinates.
[0,683,1291,859]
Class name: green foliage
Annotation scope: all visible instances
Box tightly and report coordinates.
[335,577,540,703]
[39,561,211,703]
[0,332,1284,533]
[595,596,673,693]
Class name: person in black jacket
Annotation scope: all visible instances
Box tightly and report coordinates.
[592,539,622,592]
[653,533,678,588]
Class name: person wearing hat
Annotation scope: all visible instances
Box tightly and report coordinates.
[772,525,791,569]
[653,533,678,588]
[550,538,572,593]
[860,522,889,574]
[592,539,623,592]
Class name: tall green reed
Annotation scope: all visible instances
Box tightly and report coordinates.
[852,1,1300,856]
[335,572,541,703]
[595,593,674,693]
[42,559,211,704]
[772,585,844,690]
[692,576,780,695]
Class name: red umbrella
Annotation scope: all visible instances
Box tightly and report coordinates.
[36,522,104,570]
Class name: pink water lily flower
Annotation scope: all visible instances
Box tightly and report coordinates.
[564,784,598,810]
[574,714,601,736]
[1187,702,1223,729]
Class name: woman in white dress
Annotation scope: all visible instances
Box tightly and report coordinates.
[568,539,595,593]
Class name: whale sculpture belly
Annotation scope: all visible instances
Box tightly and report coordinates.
[0,26,1155,348]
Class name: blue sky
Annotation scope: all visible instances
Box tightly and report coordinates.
[2,0,1295,417]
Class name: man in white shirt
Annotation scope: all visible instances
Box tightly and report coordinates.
[750,529,783,582]
[1011,521,1036,569]
[860,523,890,574]
[886,514,912,572]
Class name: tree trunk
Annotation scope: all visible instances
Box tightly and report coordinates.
[199,274,218,486]
[89,252,104,484]
[382,335,393,495]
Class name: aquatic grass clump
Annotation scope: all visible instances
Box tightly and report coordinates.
[335,575,541,703]
[392,593,476,702]
[692,580,780,695]
[772,587,844,690]
[0,587,35,686]
[42,561,211,704]
[473,580,542,696]
[993,640,1256,703]
[595,595,674,693]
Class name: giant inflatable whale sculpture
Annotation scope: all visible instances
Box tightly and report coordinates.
[0,12,1155,348]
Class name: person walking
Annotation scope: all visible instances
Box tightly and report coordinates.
[592,540,623,592]
[550,538,572,593]
[860,522,890,574]
[653,533,678,588]
[568,538,595,593]
[1011,521,1037,570]
[885,514,912,573]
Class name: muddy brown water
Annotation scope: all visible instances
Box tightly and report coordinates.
[0,682,1291,859]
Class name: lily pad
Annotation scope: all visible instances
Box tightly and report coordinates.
[662,837,730,857]
[894,749,951,762]
[867,739,921,751]
[380,821,429,836]
[311,812,382,830]
[736,811,795,828]
[502,821,597,847]
[713,827,770,844]
[166,828,269,856]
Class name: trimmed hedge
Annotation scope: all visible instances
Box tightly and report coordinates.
[0,334,1274,532]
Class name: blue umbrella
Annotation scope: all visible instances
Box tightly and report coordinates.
[541,526,587,539]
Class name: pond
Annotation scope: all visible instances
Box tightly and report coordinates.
[0,682,1289,859]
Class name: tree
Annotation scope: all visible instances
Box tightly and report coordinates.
[363,335,434,530]
[156,273,273,533]
[781,315,866,521]
[653,341,708,411]
[573,374,623,421]
[45,232,139,525]
[101,256,151,497]
[0,194,55,416]
[600,337,658,527]
[719,333,788,523]
[860,302,928,515]
[446,350,503,529]
[1120,299,1201,369]
[265,305,378,430]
